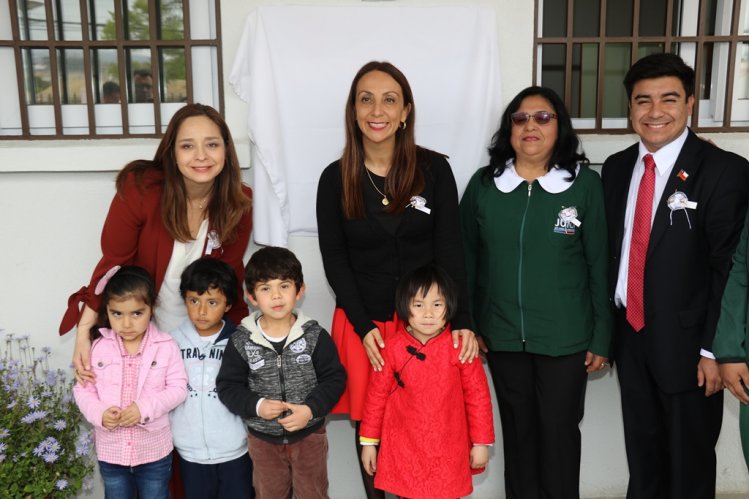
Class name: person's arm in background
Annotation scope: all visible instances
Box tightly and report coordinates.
[714,210,749,404]
[580,169,613,373]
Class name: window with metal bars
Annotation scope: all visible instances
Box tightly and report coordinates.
[535,0,749,132]
[0,0,223,139]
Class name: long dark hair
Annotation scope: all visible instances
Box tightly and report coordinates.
[483,86,586,182]
[340,61,423,219]
[115,103,251,243]
[93,266,157,341]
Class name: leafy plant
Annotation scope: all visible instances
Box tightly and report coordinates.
[0,331,96,498]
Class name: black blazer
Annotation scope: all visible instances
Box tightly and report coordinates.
[602,129,749,392]
[316,149,470,337]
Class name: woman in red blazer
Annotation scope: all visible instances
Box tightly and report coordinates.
[60,103,252,379]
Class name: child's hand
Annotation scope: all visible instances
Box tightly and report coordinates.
[361,445,378,475]
[470,445,490,469]
[119,402,141,427]
[258,399,287,420]
[278,403,312,432]
[101,406,121,430]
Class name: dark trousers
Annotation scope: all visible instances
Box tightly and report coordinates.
[178,452,254,499]
[615,317,723,499]
[486,350,587,499]
[247,427,329,499]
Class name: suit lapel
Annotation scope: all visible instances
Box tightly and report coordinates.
[610,147,639,257]
[647,131,704,256]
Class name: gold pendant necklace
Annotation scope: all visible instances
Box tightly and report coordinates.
[365,167,389,206]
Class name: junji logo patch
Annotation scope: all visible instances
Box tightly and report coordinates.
[554,206,580,235]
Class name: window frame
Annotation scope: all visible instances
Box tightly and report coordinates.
[0,0,224,140]
[533,0,749,133]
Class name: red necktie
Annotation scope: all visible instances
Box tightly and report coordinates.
[626,154,656,332]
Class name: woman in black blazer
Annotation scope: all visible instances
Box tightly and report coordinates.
[316,60,478,498]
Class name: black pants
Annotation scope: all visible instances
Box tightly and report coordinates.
[179,452,254,499]
[486,350,587,499]
[615,316,723,499]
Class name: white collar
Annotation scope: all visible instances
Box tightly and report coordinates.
[494,160,579,194]
[637,127,689,176]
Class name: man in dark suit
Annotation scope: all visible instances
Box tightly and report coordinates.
[602,53,749,498]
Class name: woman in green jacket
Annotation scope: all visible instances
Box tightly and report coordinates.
[714,212,749,470]
[460,86,612,499]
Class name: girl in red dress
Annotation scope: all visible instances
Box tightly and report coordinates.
[359,265,494,499]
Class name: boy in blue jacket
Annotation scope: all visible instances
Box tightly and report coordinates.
[170,257,254,498]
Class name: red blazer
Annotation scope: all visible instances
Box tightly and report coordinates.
[60,170,252,334]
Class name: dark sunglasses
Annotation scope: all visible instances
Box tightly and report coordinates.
[510,111,558,126]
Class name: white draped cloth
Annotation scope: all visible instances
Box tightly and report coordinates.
[230,4,502,246]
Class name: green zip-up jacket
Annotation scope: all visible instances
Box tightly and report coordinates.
[460,162,612,357]
[713,212,749,365]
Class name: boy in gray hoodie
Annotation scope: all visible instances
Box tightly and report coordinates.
[170,257,254,498]
[217,246,346,499]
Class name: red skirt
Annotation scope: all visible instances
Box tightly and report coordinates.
[330,307,401,421]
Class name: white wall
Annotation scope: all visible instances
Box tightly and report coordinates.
[1,1,749,497]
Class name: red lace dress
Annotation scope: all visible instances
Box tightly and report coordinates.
[359,326,495,499]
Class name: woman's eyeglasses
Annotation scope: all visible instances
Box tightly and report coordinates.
[510,111,557,126]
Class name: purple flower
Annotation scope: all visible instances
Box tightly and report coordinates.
[82,476,94,491]
[26,396,40,409]
[56,479,68,491]
[41,346,52,354]
[53,420,67,431]
[6,400,17,410]
[21,410,47,423]
[0,443,6,453]
[42,452,58,463]
[0,454,5,463]
[32,444,45,457]
[0,428,9,439]
[46,440,61,453]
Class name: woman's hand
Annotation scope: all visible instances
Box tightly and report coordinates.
[73,305,97,385]
[585,351,609,374]
[452,328,479,363]
[363,328,385,371]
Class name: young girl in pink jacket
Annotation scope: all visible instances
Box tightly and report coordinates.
[74,265,187,499]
